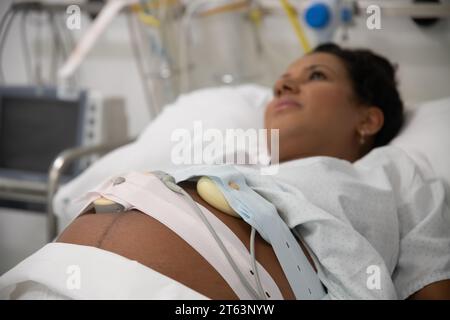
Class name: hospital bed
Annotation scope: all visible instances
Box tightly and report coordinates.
[26,86,450,300]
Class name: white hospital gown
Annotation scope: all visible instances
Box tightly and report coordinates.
[238,145,450,299]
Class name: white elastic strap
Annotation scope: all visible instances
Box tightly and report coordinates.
[75,172,283,300]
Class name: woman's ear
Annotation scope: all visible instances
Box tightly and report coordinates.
[358,106,384,136]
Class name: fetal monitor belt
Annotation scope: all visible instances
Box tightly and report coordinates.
[172,165,327,300]
[77,171,282,299]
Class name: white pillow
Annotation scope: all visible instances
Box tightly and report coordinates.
[137,84,268,151]
[54,84,271,230]
[390,97,450,195]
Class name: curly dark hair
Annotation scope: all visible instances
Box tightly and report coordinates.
[313,43,404,148]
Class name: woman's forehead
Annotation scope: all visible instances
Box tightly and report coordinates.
[285,52,348,78]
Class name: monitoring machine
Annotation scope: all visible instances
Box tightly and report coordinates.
[0,86,128,211]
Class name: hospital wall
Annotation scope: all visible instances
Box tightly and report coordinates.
[0,0,449,138]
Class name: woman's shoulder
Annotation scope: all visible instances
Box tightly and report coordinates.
[358,146,444,205]
[357,145,414,167]
[354,145,418,177]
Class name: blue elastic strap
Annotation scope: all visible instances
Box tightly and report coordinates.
[173,165,327,300]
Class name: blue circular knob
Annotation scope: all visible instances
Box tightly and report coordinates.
[304,3,331,29]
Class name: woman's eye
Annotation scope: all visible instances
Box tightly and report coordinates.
[309,71,326,81]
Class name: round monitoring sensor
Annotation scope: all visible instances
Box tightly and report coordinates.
[196,176,241,219]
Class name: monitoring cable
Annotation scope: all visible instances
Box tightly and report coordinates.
[153,171,267,300]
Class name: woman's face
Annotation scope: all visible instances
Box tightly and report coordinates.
[265,52,367,163]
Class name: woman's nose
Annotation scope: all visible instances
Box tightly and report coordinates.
[276,78,300,96]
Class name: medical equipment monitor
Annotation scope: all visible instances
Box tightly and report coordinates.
[0,86,87,182]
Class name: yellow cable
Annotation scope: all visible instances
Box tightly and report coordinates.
[249,7,262,26]
[279,0,311,54]
[138,12,161,27]
[131,3,160,27]
[199,0,249,17]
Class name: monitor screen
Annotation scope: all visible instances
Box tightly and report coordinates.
[0,87,86,179]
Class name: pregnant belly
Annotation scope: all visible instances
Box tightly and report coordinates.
[56,181,316,300]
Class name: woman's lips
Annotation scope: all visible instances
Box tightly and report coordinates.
[274,97,302,112]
